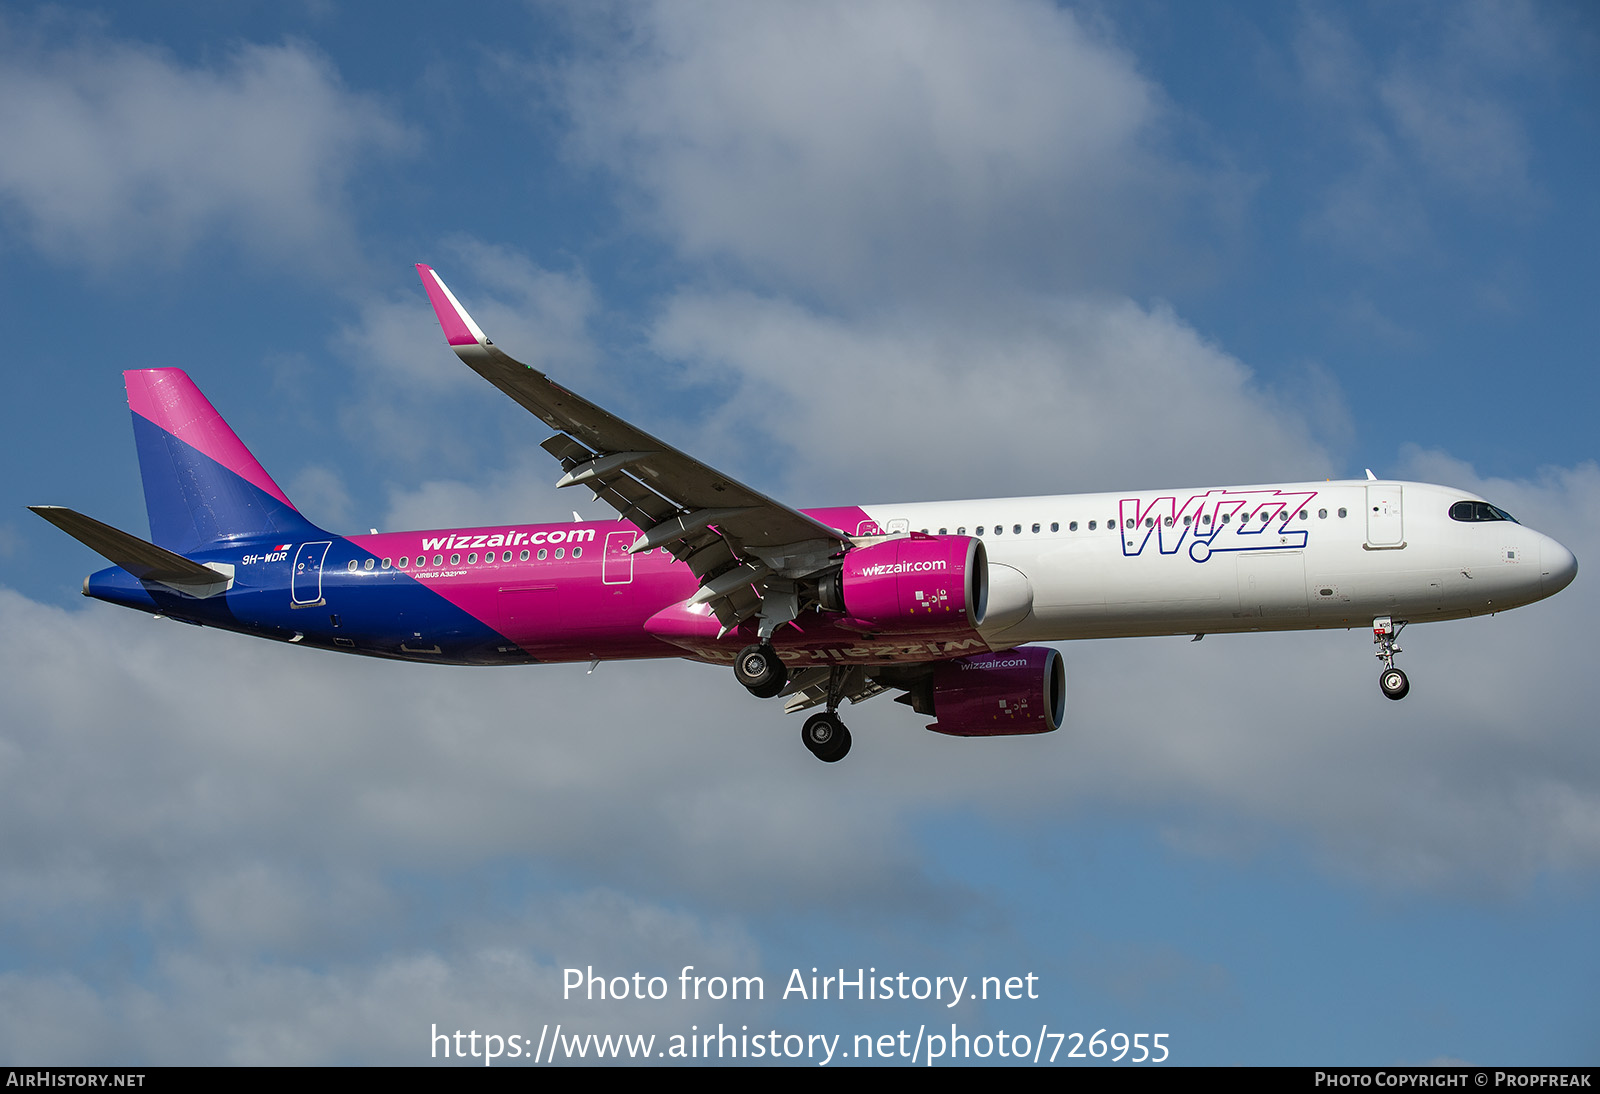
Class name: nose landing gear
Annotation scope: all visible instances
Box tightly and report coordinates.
[1373,617,1410,700]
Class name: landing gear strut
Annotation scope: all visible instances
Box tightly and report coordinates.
[734,643,787,698]
[1373,616,1410,701]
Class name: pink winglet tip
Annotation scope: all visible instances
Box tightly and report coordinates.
[415,263,484,347]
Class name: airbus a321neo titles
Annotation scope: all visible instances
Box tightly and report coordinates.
[32,265,1579,762]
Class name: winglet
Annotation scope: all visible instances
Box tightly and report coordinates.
[415,263,488,347]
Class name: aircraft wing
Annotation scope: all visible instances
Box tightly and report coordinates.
[416,264,850,632]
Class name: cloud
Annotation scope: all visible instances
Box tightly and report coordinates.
[1293,1,1552,256]
[0,893,761,1064]
[378,452,603,533]
[330,237,598,474]
[554,0,1205,301]
[0,26,411,270]
[647,289,1339,503]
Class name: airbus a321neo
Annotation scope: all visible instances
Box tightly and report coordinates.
[32,265,1579,762]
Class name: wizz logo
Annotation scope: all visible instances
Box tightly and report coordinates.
[1119,488,1318,562]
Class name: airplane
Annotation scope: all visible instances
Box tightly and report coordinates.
[31,265,1579,762]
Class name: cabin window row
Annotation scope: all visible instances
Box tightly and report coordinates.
[345,545,588,572]
[917,507,1349,536]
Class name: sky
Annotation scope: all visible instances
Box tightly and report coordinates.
[0,0,1597,1067]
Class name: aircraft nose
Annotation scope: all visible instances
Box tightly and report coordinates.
[1542,537,1578,597]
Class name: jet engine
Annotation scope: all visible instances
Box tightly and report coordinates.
[921,646,1066,737]
[818,535,987,634]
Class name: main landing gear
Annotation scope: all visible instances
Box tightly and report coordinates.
[801,712,852,763]
[1373,616,1410,701]
[734,643,787,699]
[735,646,855,762]
[799,664,854,762]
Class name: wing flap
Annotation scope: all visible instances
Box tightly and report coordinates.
[782,667,889,714]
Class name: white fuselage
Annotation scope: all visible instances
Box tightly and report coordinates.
[854,480,1574,643]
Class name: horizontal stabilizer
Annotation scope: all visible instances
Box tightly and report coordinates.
[29,506,233,597]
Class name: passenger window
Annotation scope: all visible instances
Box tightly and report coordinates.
[381,558,391,570]
[433,555,443,567]
[1088,520,1097,530]
[1203,515,1212,526]
[555,548,565,559]
[537,549,548,560]
[1318,509,1328,519]
[520,550,530,561]
[938,527,948,535]
[957,527,966,535]
[467,553,477,564]
[572,546,583,558]
[1068,521,1076,531]
[364,558,374,570]
[347,560,357,572]
[1182,516,1192,526]
[450,553,460,565]
[1013,524,1021,534]
[1145,518,1155,528]
[399,556,409,568]
[1299,510,1309,520]
[503,551,512,562]
[1338,508,1347,518]
[977,526,986,536]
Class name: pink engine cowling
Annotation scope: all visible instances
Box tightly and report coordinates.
[823,534,987,633]
[925,646,1066,737]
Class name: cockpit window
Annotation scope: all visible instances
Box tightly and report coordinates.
[1449,500,1519,524]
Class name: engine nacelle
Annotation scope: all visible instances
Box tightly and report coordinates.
[819,535,987,634]
[925,646,1066,737]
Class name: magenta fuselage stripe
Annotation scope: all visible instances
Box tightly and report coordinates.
[340,511,977,665]
[124,370,296,509]
[347,526,699,658]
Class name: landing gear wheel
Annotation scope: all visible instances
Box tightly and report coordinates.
[801,713,852,763]
[734,643,786,699]
[1379,667,1410,701]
